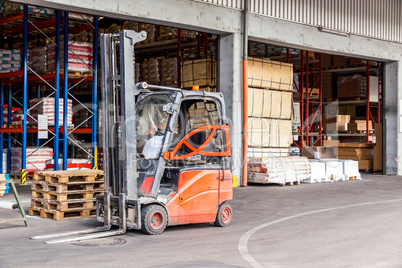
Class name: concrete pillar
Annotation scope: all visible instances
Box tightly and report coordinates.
[384,62,399,175]
[219,32,243,184]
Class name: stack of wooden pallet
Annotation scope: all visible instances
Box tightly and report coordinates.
[29,170,104,221]
[0,174,10,196]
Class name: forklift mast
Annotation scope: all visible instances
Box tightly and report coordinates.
[31,30,233,242]
[100,30,146,230]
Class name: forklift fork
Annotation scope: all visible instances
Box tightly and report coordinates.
[31,193,129,244]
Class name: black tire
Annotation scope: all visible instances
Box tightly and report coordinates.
[214,203,232,227]
[141,204,168,235]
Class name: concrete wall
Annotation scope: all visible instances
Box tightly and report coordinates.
[19,0,402,176]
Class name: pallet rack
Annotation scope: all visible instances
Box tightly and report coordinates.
[135,30,213,88]
[291,55,382,147]
[320,61,382,143]
[290,50,323,148]
[0,4,98,178]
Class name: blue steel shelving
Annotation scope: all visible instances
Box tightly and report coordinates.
[0,4,98,178]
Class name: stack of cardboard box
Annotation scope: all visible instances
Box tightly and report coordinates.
[373,123,382,171]
[301,146,336,159]
[332,55,347,68]
[247,58,294,157]
[337,75,379,101]
[322,73,333,99]
[348,119,373,132]
[323,114,350,132]
[337,143,374,170]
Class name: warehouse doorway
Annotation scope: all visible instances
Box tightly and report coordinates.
[246,41,383,185]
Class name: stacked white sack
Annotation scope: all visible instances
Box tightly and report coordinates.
[10,147,53,175]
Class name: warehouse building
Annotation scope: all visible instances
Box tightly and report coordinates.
[0,0,400,187]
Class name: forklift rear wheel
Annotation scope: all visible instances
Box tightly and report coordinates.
[141,205,168,235]
[215,203,232,227]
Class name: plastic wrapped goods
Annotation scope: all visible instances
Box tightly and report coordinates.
[247,156,310,185]
[29,98,73,126]
[45,159,92,171]
[10,147,53,175]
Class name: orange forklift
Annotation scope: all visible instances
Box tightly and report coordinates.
[32,30,233,243]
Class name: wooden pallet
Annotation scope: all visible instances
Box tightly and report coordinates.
[42,191,95,202]
[278,181,301,187]
[31,181,47,192]
[31,180,104,193]
[31,197,44,209]
[33,170,104,184]
[10,174,34,181]
[31,191,45,199]
[43,199,96,211]
[40,208,96,221]
[29,207,41,217]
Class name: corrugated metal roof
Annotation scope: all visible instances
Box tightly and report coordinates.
[195,0,402,43]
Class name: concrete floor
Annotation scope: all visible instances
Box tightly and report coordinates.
[1,174,402,268]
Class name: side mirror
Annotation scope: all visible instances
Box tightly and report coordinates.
[163,103,174,114]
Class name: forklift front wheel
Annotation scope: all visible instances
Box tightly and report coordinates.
[215,203,232,227]
[141,205,168,235]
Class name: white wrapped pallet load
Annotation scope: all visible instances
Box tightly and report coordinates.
[339,160,362,180]
[247,156,310,185]
[321,159,346,182]
[304,160,327,183]
[45,159,92,171]
[10,147,53,175]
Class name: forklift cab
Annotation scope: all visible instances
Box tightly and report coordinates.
[135,91,233,230]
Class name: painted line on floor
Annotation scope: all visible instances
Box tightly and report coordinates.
[238,198,402,268]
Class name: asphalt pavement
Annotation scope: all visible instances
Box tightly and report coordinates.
[1,173,402,268]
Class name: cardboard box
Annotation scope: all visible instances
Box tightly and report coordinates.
[374,123,382,146]
[303,87,320,96]
[248,58,293,91]
[181,59,216,88]
[322,72,333,99]
[323,140,340,147]
[373,145,382,171]
[268,119,293,147]
[338,142,374,148]
[248,88,292,120]
[248,118,292,148]
[301,146,336,159]
[323,122,348,132]
[323,114,350,132]
[337,75,379,101]
[359,160,373,170]
[247,148,290,158]
[332,55,347,68]
[322,54,332,69]
[324,114,351,124]
[348,120,373,131]
[338,147,374,160]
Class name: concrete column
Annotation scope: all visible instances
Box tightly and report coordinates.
[384,62,399,175]
[219,32,243,184]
